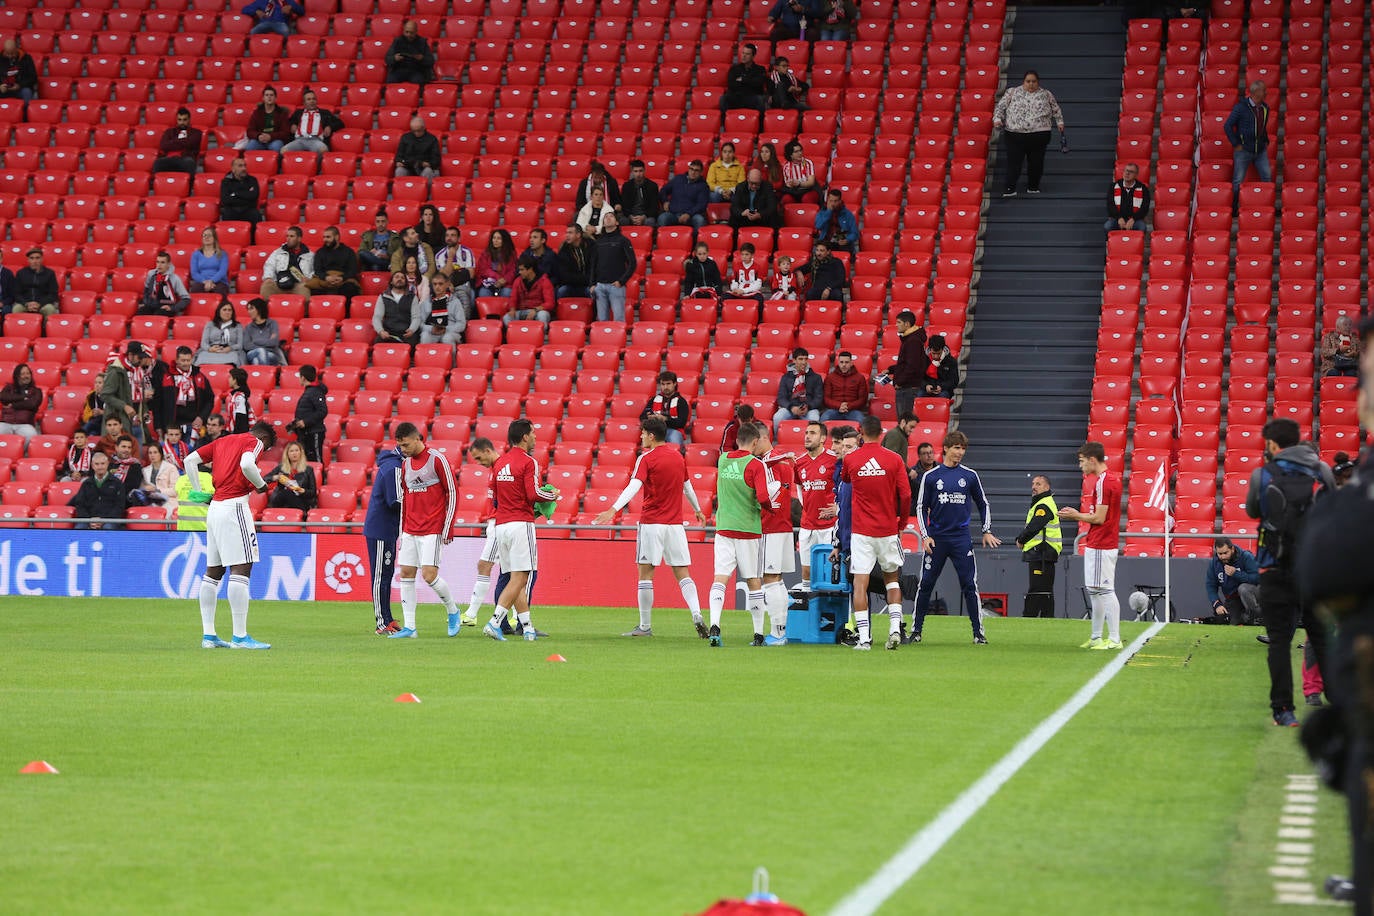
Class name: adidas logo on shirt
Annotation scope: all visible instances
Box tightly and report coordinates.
[856,457,887,477]
[496,468,515,482]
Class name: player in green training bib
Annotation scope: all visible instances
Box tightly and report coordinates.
[707,421,778,646]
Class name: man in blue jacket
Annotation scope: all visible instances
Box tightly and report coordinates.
[1223,80,1271,206]
[814,190,859,254]
[658,160,709,229]
[1201,537,1260,625]
[242,0,303,37]
[364,445,403,634]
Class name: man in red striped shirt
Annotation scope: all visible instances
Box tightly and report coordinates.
[484,419,545,642]
[390,421,462,639]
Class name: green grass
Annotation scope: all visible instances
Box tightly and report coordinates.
[0,600,1349,914]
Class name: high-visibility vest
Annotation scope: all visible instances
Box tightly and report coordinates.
[1023,494,1062,555]
[175,471,215,531]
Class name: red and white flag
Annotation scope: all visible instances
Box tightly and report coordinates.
[1145,460,1174,531]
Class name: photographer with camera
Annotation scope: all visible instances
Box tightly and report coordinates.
[1198,537,1260,626]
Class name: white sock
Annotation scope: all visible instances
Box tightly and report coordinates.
[855,609,870,645]
[747,589,765,635]
[429,575,456,612]
[887,602,903,635]
[1089,594,1105,640]
[228,574,250,639]
[199,575,220,635]
[765,582,788,638]
[466,575,490,615]
[517,610,532,631]
[491,605,509,628]
[679,577,702,622]
[637,580,654,629]
[1104,592,1121,642]
[400,577,417,631]
[709,583,725,628]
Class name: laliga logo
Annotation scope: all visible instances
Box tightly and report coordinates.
[324,550,366,594]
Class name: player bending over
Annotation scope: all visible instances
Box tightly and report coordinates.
[460,437,502,626]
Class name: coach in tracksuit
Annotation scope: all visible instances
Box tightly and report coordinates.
[910,430,1002,643]
[363,445,403,634]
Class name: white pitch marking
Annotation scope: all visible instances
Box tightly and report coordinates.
[1278,842,1315,855]
[1279,827,1315,839]
[1269,866,1310,879]
[1281,816,1317,827]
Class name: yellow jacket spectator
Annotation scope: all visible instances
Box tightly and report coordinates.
[175,469,215,531]
[707,144,746,203]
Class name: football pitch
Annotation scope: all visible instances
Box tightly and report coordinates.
[0,598,1349,915]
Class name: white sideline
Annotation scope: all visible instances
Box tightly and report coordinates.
[829,621,1167,916]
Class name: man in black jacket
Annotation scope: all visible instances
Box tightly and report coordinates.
[591,214,636,322]
[556,225,594,299]
[220,157,262,225]
[620,160,661,227]
[641,371,692,446]
[304,226,363,306]
[153,346,215,437]
[288,365,328,462]
[1105,162,1151,234]
[394,117,440,179]
[13,247,60,315]
[880,310,924,419]
[772,348,824,431]
[720,43,770,113]
[385,20,436,85]
[795,242,846,303]
[70,452,128,529]
[919,334,960,399]
[0,39,39,103]
[729,169,781,229]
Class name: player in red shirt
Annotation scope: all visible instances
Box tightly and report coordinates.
[594,416,707,637]
[183,421,299,650]
[388,422,463,639]
[760,444,797,644]
[484,419,545,642]
[1059,441,1123,649]
[460,437,502,626]
[793,420,838,592]
[840,415,912,650]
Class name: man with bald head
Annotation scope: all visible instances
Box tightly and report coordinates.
[729,169,781,228]
[0,40,38,103]
[386,20,435,85]
[1224,79,1271,208]
[395,116,440,179]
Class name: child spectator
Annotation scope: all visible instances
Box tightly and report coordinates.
[225,367,254,434]
[729,244,765,302]
[62,430,95,481]
[769,255,797,300]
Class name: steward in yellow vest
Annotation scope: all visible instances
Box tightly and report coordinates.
[1014,475,1061,618]
[175,470,215,532]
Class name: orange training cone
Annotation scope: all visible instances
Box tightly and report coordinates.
[394,693,422,703]
[546,654,566,662]
[20,761,58,774]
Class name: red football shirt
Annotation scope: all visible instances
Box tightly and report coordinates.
[400,446,458,537]
[1080,469,1122,550]
[794,449,837,529]
[760,450,794,534]
[633,443,688,525]
[840,441,911,537]
[492,448,539,524]
[192,432,263,501]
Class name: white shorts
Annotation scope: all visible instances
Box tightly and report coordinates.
[495,521,538,572]
[636,523,691,567]
[713,535,763,581]
[762,531,796,575]
[479,519,499,564]
[851,532,904,574]
[398,532,444,568]
[1084,547,1119,592]
[205,496,259,567]
[797,526,836,566]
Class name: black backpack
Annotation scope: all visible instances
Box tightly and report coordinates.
[1259,459,1324,565]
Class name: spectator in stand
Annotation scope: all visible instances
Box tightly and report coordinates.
[62,430,95,481]
[721,43,771,113]
[219,157,262,226]
[81,371,108,436]
[520,228,559,287]
[882,411,917,465]
[358,210,396,272]
[395,118,440,180]
[287,365,327,462]
[13,248,60,315]
[1105,162,1151,233]
[751,142,785,192]
[795,241,846,302]
[268,442,317,512]
[0,39,39,103]
[767,0,820,41]
[242,0,302,36]
[620,160,661,227]
[70,452,126,529]
[504,257,555,331]
[769,255,798,300]
[94,415,125,458]
[399,255,431,306]
[591,213,637,322]
[822,351,869,423]
[729,168,781,229]
[0,250,14,312]
[282,90,343,155]
[143,442,181,516]
[195,413,225,450]
[434,226,475,317]
[659,160,710,228]
[780,140,819,204]
[993,70,1065,197]
[108,435,146,505]
[243,298,285,366]
[224,366,253,434]
[154,346,215,436]
[641,371,692,446]
[385,20,436,86]
[152,108,203,175]
[234,86,292,151]
[1332,452,1357,488]
[372,271,425,347]
[196,300,246,367]
[303,225,362,305]
[387,226,434,278]
[475,229,518,299]
[259,225,314,302]
[190,228,231,295]
[918,333,960,399]
[720,403,755,456]
[575,186,613,238]
[878,310,923,418]
[774,348,824,429]
[413,204,446,253]
[814,190,859,254]
[0,364,41,443]
[102,341,155,444]
[557,225,594,299]
[1321,314,1362,378]
[137,251,192,316]
[769,56,810,111]
[707,142,745,204]
[728,243,765,302]
[817,0,859,39]
[420,272,466,348]
[1224,80,1271,207]
[684,243,724,300]
[1165,1,1208,21]
[574,161,621,214]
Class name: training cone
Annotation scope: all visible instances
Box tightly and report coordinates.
[20,761,58,774]
[394,693,422,703]
[546,654,566,662]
